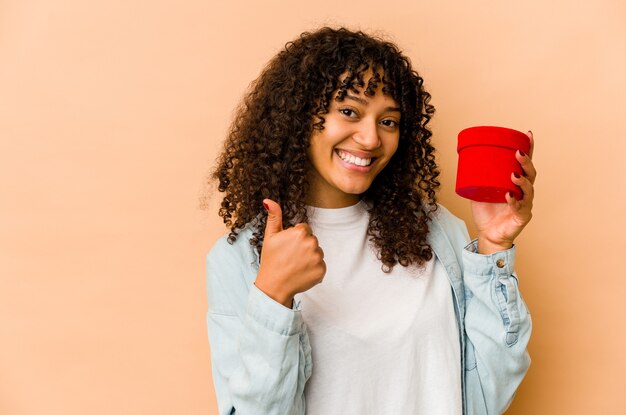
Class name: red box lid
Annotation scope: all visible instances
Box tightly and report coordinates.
[457,126,530,153]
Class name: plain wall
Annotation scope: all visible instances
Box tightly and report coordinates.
[1,0,625,413]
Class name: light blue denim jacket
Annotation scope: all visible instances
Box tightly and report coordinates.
[206,204,531,414]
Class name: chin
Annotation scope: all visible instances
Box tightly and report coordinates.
[339,183,372,195]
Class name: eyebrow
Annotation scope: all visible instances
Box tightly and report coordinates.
[344,94,402,113]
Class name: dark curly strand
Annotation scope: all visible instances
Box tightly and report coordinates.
[209,26,440,272]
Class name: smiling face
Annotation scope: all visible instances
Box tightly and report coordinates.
[306,72,401,208]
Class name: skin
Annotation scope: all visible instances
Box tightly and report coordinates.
[256,72,402,307]
[256,70,537,306]
[305,75,401,208]
[473,131,536,254]
[255,199,326,308]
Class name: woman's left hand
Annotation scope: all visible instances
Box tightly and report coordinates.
[470,130,536,255]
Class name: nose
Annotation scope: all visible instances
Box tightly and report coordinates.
[352,119,381,149]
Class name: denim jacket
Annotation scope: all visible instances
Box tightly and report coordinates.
[206,204,531,414]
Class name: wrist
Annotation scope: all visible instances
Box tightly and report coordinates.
[477,236,513,255]
[254,276,294,308]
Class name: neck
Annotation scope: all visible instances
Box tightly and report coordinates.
[305,193,361,208]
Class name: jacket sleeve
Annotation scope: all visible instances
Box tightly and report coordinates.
[461,239,532,414]
[206,238,313,415]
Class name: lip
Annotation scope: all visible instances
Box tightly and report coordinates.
[334,149,377,172]
[336,148,378,159]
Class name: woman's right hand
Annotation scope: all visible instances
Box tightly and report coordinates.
[254,199,326,308]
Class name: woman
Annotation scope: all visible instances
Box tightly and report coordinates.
[206,26,534,414]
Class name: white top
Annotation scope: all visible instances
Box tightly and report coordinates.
[294,199,462,415]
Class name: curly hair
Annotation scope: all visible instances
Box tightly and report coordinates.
[209,26,440,272]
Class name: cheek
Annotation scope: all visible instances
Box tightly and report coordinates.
[386,136,400,157]
[391,142,399,156]
[311,133,336,157]
[307,136,328,167]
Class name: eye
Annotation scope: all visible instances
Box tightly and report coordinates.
[339,107,358,118]
[380,119,399,128]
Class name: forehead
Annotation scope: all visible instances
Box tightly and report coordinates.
[332,89,399,109]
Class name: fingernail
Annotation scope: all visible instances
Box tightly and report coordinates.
[513,172,521,178]
[518,150,526,157]
[263,201,269,211]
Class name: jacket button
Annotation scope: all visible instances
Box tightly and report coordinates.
[496,258,505,268]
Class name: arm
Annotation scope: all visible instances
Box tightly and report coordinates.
[463,130,535,413]
[462,240,531,414]
[206,239,312,415]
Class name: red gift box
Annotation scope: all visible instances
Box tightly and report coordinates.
[456,126,531,203]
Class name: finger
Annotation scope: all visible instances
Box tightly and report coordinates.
[317,246,324,259]
[263,199,283,237]
[319,260,327,279]
[511,172,534,204]
[293,222,313,236]
[504,190,521,210]
[310,234,320,247]
[515,150,537,185]
[526,130,534,158]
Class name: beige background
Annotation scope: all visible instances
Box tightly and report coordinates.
[1,0,625,414]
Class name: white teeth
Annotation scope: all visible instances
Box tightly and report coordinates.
[338,150,372,166]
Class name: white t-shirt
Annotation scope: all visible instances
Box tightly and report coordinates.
[294,200,462,414]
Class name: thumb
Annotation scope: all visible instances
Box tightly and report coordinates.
[263,199,283,236]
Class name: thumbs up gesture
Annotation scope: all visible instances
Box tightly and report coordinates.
[254,199,326,308]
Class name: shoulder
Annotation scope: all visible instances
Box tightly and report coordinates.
[206,224,258,271]
[428,203,471,246]
[431,203,466,230]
